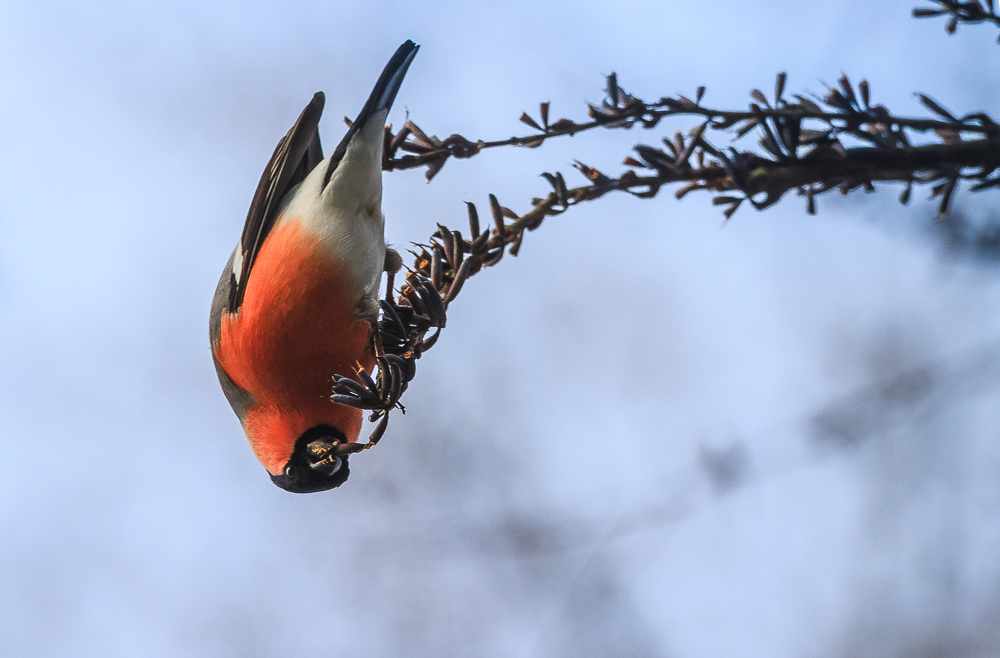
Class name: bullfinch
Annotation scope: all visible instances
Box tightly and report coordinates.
[209,40,419,493]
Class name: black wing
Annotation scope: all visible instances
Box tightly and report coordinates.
[228,39,419,313]
[227,92,325,312]
[321,40,419,191]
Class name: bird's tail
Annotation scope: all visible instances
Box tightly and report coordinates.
[322,40,419,190]
[362,40,420,119]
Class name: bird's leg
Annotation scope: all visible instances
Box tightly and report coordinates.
[383,246,402,299]
[384,271,396,302]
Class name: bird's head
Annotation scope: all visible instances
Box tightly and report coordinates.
[269,424,351,493]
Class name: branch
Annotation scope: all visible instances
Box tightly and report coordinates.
[332,4,1000,449]
[914,0,1000,40]
[380,71,999,183]
[383,68,1000,220]
[332,119,1000,450]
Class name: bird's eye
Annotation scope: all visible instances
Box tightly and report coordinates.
[283,464,296,478]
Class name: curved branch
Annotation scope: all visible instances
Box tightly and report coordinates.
[341,5,1000,445]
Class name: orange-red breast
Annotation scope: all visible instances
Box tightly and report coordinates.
[210,41,418,493]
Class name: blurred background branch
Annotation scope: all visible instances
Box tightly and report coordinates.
[914,0,1000,39]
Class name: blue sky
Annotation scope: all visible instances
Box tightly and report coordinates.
[1,1,999,657]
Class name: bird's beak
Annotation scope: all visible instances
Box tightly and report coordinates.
[305,438,343,475]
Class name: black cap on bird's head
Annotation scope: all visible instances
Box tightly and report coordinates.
[270,425,351,493]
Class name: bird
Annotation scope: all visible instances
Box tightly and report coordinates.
[209,40,419,493]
